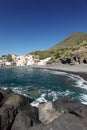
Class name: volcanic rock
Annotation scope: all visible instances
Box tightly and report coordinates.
[38,101,62,124]
[0,88,12,97]
[3,92,34,107]
[53,98,87,120]
[29,113,87,130]
[11,106,40,130]
[0,105,18,130]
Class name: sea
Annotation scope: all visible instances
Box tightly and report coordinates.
[0,67,87,107]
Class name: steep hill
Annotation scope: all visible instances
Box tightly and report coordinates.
[51,32,87,50]
[29,32,87,60]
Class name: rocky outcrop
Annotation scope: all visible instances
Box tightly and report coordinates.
[11,106,40,130]
[0,88,35,130]
[38,101,62,124]
[57,56,87,65]
[0,89,87,130]
[0,88,12,97]
[29,113,87,130]
[53,98,87,119]
[29,99,87,130]
[2,92,34,107]
[0,105,18,130]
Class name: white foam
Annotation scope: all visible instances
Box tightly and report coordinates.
[64,90,73,96]
[55,72,87,90]
[49,70,87,90]
[50,70,87,91]
[48,90,74,102]
[49,70,67,75]
[12,89,23,95]
[11,87,28,97]
[48,91,57,101]
[79,94,87,105]
[0,87,10,90]
[31,93,47,107]
[73,76,87,90]
[2,87,8,90]
[81,102,87,105]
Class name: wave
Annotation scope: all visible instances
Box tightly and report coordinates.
[48,70,67,75]
[49,70,87,90]
[67,74,87,90]
[30,90,75,107]
[31,94,47,107]
[79,94,87,105]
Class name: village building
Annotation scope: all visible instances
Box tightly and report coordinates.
[26,55,35,66]
[16,56,27,66]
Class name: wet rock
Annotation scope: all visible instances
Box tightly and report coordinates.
[0,105,18,130]
[11,106,40,130]
[3,92,34,107]
[29,113,87,130]
[0,88,12,97]
[38,101,62,124]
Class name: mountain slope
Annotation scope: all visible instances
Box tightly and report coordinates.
[51,32,87,50]
[29,32,87,59]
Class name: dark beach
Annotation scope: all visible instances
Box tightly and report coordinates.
[32,64,87,81]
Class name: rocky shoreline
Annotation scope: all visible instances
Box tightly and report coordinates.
[0,65,87,129]
[0,88,87,130]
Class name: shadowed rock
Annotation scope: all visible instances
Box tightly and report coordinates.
[11,106,40,130]
[0,90,87,130]
[29,113,87,130]
[2,92,34,107]
[0,92,3,103]
[53,98,87,120]
[0,105,18,130]
[0,88,12,97]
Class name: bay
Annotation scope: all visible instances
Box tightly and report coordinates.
[0,67,87,105]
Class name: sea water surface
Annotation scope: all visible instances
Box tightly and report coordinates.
[0,67,87,106]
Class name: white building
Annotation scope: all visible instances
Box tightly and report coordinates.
[12,54,17,62]
[27,55,34,66]
[5,62,12,66]
[16,56,27,66]
[0,60,2,63]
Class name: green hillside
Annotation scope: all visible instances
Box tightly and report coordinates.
[29,32,87,59]
[51,32,87,49]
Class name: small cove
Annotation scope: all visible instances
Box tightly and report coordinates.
[0,67,87,106]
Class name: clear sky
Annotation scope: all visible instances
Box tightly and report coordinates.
[0,0,87,56]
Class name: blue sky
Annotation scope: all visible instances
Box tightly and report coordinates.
[0,0,87,56]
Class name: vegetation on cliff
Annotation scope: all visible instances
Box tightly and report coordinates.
[30,32,87,60]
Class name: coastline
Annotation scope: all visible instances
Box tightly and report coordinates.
[0,64,87,81]
[0,65,87,129]
[31,64,87,81]
[1,64,87,106]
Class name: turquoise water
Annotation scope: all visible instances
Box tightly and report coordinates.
[0,67,87,104]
